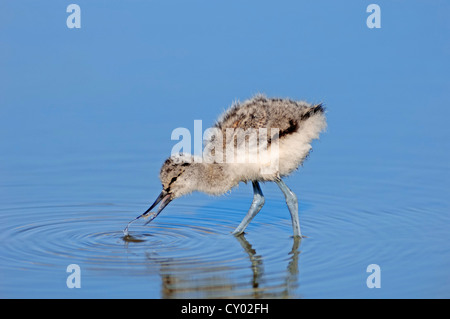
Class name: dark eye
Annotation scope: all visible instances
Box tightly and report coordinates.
[168,176,178,186]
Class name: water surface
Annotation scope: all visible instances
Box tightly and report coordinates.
[1,1,449,298]
[1,141,448,298]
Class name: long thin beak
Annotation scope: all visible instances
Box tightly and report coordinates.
[123,190,172,236]
[142,191,172,225]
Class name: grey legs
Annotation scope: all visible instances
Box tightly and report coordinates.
[232,178,302,238]
[275,178,302,238]
[232,181,265,235]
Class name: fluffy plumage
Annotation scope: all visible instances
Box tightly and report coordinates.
[160,94,326,198]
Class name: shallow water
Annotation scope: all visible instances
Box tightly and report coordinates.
[1,1,450,299]
[1,140,449,298]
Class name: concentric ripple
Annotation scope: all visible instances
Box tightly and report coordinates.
[0,201,303,298]
[2,163,448,298]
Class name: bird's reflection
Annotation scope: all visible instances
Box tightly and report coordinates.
[234,234,301,298]
[134,234,302,298]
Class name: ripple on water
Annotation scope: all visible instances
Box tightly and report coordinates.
[3,179,443,299]
[0,202,304,298]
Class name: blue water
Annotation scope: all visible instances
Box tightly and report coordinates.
[1,1,449,298]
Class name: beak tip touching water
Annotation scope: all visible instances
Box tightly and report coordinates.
[123,190,172,236]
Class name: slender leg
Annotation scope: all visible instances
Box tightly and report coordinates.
[275,178,302,238]
[232,181,265,236]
